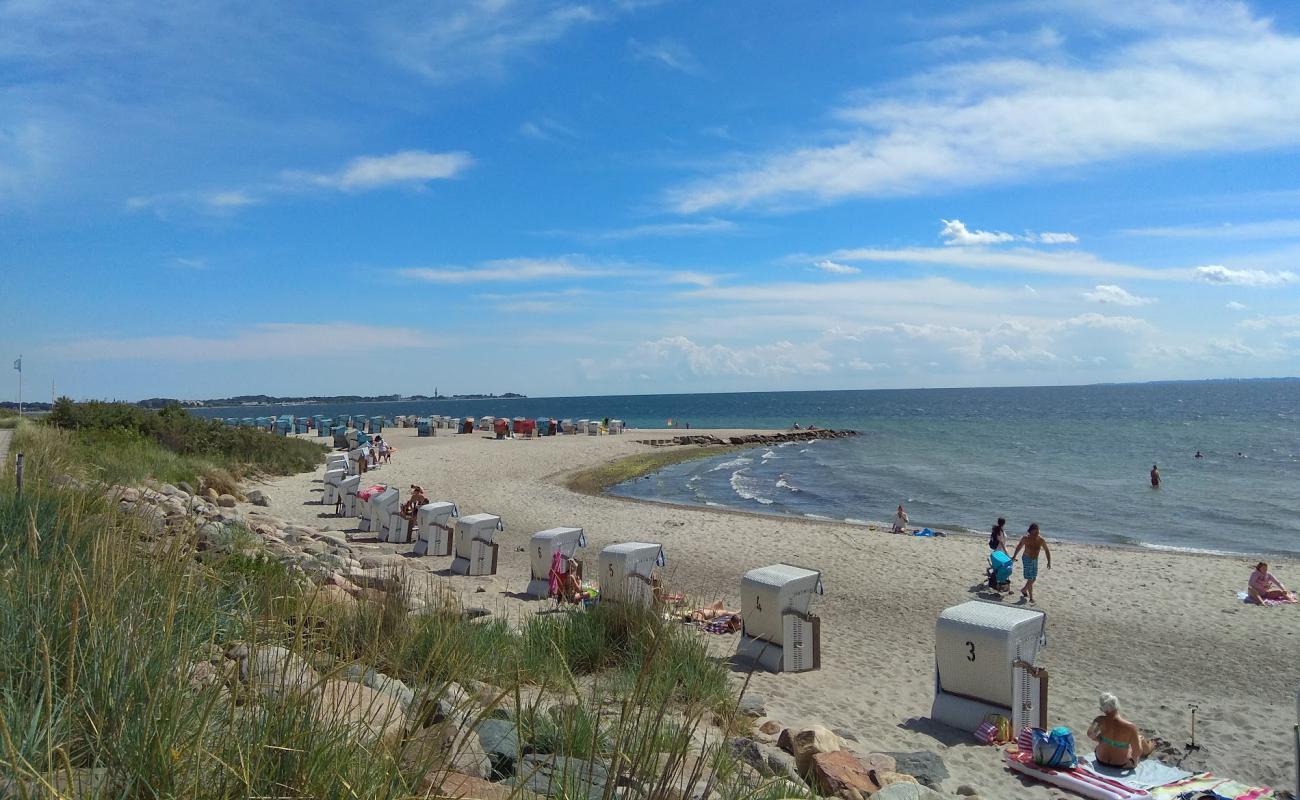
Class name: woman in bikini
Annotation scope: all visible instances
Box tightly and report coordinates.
[1247,561,1294,604]
[1087,693,1156,769]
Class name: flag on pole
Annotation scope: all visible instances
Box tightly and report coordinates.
[12,357,19,372]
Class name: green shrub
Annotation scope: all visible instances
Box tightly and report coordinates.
[37,399,324,489]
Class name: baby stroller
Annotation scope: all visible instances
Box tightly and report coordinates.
[987,550,1014,593]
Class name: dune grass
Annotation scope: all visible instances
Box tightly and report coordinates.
[0,430,796,800]
[23,400,324,493]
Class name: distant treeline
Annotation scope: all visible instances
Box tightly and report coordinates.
[135,392,527,408]
[0,401,52,411]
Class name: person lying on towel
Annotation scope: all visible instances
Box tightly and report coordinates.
[1087,692,1157,769]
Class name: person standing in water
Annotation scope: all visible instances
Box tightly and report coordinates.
[1150,463,1161,488]
[1012,522,1051,603]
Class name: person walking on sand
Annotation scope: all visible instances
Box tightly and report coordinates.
[1149,463,1161,488]
[989,517,1008,555]
[892,504,909,534]
[1012,522,1051,603]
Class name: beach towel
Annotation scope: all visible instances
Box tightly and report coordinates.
[1236,591,1297,606]
[1148,773,1274,800]
[703,613,741,634]
[1005,749,1153,800]
[913,527,938,537]
[1078,754,1192,791]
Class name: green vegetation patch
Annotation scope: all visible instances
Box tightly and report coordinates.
[37,399,324,489]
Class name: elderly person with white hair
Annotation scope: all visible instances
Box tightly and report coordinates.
[1087,693,1157,769]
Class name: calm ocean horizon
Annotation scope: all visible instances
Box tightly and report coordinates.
[192,380,1300,557]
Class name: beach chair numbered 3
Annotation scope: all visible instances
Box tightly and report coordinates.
[967,641,976,662]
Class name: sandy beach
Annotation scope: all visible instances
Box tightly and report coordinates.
[247,426,1300,798]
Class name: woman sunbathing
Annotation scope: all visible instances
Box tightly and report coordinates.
[1087,693,1156,769]
[1247,561,1295,604]
[687,600,739,622]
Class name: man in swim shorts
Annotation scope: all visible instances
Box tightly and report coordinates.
[1012,522,1052,603]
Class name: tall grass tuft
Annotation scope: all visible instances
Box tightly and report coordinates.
[0,424,786,800]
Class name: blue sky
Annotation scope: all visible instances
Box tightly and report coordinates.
[5,0,1300,401]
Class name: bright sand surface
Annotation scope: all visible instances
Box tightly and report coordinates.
[248,426,1300,797]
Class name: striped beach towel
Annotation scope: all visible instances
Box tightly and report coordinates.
[1149,773,1274,800]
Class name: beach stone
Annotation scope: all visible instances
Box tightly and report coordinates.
[359,552,405,569]
[177,480,195,495]
[730,738,804,785]
[474,717,522,777]
[955,786,979,797]
[247,489,270,507]
[810,750,880,799]
[342,664,415,710]
[738,694,766,717]
[313,679,406,752]
[118,487,140,503]
[315,531,349,548]
[782,725,842,773]
[513,754,609,800]
[759,720,782,736]
[882,751,947,789]
[217,494,237,508]
[870,782,943,800]
[160,483,179,496]
[419,772,528,800]
[243,644,318,698]
[404,722,492,777]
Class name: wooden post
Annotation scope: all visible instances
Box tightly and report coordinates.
[15,452,23,497]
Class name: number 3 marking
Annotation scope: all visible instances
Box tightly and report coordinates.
[966,641,976,661]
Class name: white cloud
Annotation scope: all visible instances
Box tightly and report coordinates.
[1035,231,1079,244]
[665,271,720,287]
[940,219,1078,246]
[1193,265,1300,287]
[1083,284,1156,306]
[519,116,578,142]
[1125,218,1300,240]
[567,219,737,241]
[1055,313,1150,333]
[812,259,860,275]
[828,244,1179,281]
[628,38,702,74]
[940,219,1016,246]
[291,150,472,191]
[1226,301,1248,311]
[127,150,471,214]
[376,2,603,83]
[631,336,831,378]
[169,257,208,271]
[400,258,619,284]
[41,323,445,362]
[1238,314,1300,331]
[668,5,1300,211]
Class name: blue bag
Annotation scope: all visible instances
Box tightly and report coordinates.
[1031,726,1077,768]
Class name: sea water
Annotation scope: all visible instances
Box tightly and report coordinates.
[193,380,1300,556]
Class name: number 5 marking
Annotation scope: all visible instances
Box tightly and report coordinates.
[966,641,976,662]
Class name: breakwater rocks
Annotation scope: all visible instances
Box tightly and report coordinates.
[635,429,859,447]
